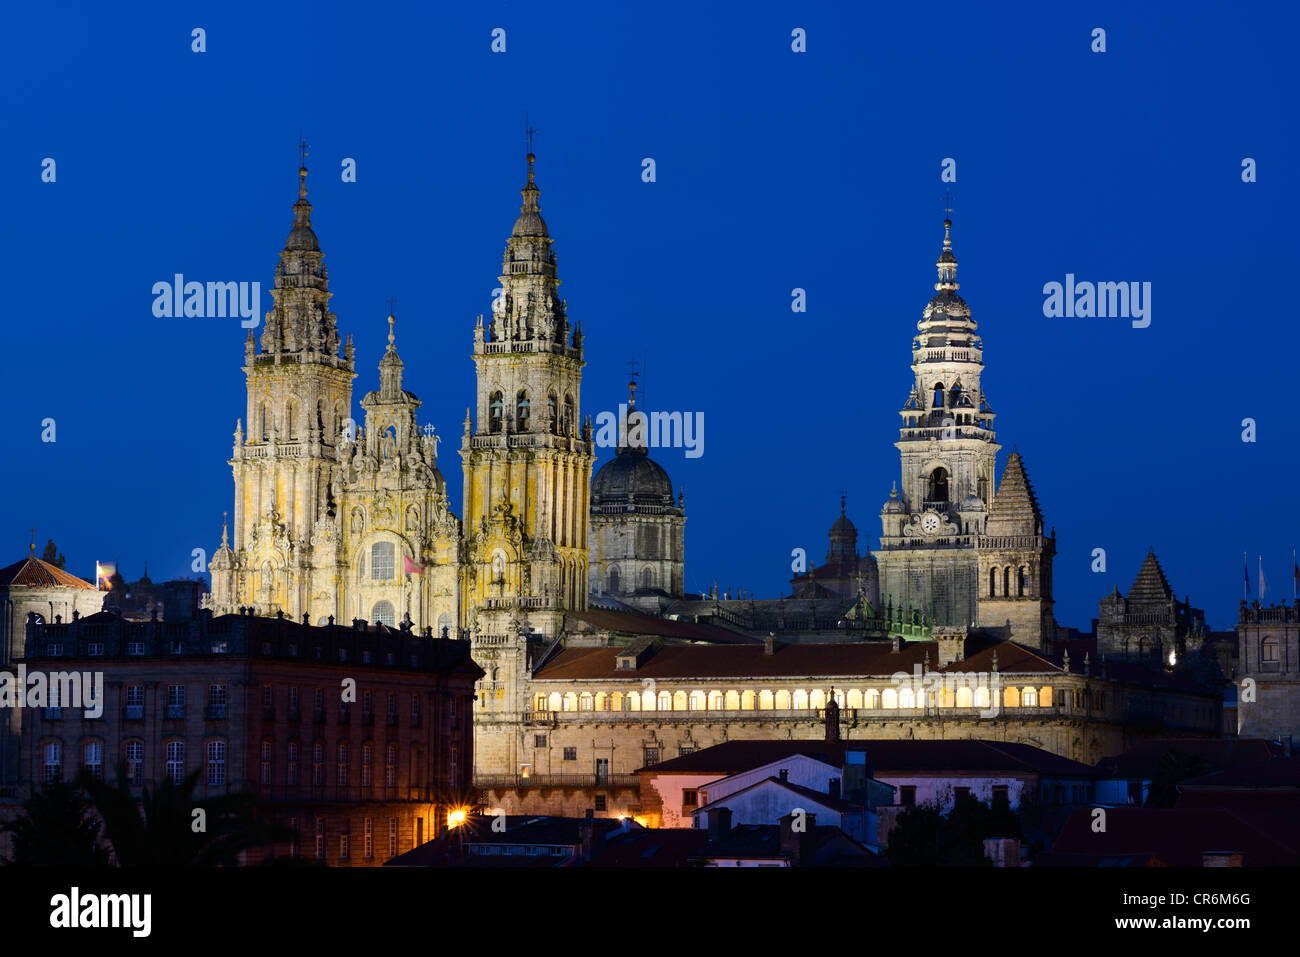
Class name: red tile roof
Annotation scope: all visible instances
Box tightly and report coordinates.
[1043,806,1300,866]
[566,609,757,644]
[0,556,96,590]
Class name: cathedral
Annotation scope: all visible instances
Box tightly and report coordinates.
[208,152,462,634]
[874,214,1055,649]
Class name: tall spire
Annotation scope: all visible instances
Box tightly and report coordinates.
[936,193,958,290]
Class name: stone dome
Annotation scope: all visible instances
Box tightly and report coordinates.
[591,449,674,505]
[285,223,319,251]
[512,210,548,238]
[959,493,986,511]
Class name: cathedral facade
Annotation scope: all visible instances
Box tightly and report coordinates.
[874,216,1054,649]
[208,157,461,635]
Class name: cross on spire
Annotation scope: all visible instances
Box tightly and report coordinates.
[942,190,954,220]
[387,297,397,317]
[298,136,310,169]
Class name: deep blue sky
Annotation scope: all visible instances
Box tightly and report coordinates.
[2,1,1294,631]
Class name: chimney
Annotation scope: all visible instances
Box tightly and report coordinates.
[828,777,841,800]
[578,808,596,862]
[763,634,776,655]
[707,807,732,842]
[779,812,816,866]
[778,768,788,783]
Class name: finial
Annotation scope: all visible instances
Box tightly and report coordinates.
[221,511,229,549]
[627,358,639,407]
[297,136,310,198]
[386,302,397,354]
[525,112,538,182]
[840,489,847,516]
[29,527,36,554]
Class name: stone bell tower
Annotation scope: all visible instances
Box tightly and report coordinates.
[463,144,595,781]
[875,209,1000,628]
[211,146,356,617]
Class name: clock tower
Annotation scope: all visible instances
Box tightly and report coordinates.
[876,211,998,627]
[874,210,1054,647]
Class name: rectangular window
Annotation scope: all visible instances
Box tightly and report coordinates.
[594,794,607,812]
[563,746,577,761]
[43,742,61,782]
[83,741,103,779]
[262,684,273,711]
[644,747,660,767]
[337,743,350,787]
[165,740,185,784]
[900,785,917,807]
[127,641,145,656]
[166,684,186,719]
[207,740,227,786]
[125,684,145,720]
[260,740,273,787]
[387,693,398,725]
[207,684,227,718]
[364,818,374,859]
[210,640,229,654]
[125,740,143,785]
[287,742,299,786]
[385,745,397,787]
[47,643,63,657]
[682,789,698,807]
[86,642,104,656]
[361,745,373,787]
[315,817,326,859]
[340,833,351,860]
[535,734,547,748]
[288,686,300,714]
[312,742,325,787]
[388,818,398,859]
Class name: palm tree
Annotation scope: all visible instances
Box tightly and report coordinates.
[0,781,110,867]
[79,765,291,866]
[2,767,292,867]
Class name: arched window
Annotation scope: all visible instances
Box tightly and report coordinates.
[607,567,620,594]
[260,403,270,441]
[371,542,395,580]
[758,690,774,710]
[989,567,997,597]
[1003,567,1011,596]
[928,467,949,504]
[516,392,530,432]
[436,613,453,639]
[1022,687,1038,707]
[1018,567,1027,596]
[371,601,395,627]
[488,392,503,433]
[775,690,791,710]
[563,395,574,434]
[641,567,654,591]
[865,689,880,709]
[285,399,299,440]
[548,393,558,433]
[933,382,945,409]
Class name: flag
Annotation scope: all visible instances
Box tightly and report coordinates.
[403,554,424,575]
[1258,555,1267,602]
[95,561,116,590]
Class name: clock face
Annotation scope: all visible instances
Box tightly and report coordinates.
[921,513,941,534]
